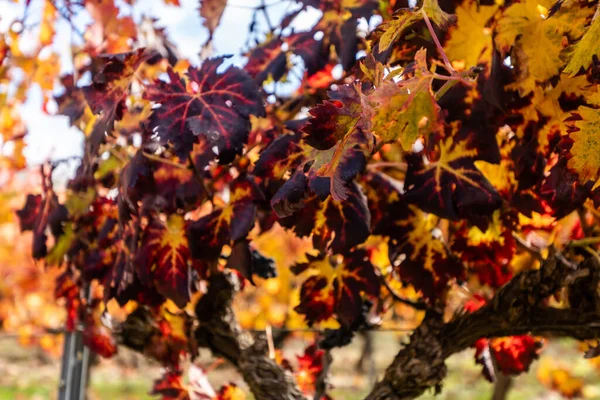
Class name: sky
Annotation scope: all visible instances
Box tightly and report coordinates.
[0,0,322,171]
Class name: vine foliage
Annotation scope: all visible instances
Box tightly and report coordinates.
[5,0,600,398]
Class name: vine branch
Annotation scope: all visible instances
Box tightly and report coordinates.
[365,255,600,399]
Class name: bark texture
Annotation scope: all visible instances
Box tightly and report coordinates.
[365,256,600,400]
[195,272,306,400]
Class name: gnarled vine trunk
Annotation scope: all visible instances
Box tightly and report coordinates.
[192,256,600,400]
[195,272,306,400]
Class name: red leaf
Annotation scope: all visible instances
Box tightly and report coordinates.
[153,164,206,214]
[287,31,327,76]
[216,383,246,400]
[83,322,117,358]
[138,215,191,308]
[467,297,542,380]
[296,344,326,393]
[199,0,227,39]
[188,176,263,260]
[245,38,287,84]
[463,294,487,313]
[404,137,502,221]
[144,58,265,162]
[15,194,42,232]
[83,49,154,157]
[83,49,154,116]
[152,369,190,400]
[302,84,369,151]
[491,336,542,375]
[293,249,380,326]
[55,74,86,125]
[363,171,464,299]
[475,336,542,381]
[253,132,304,180]
[55,272,80,332]
[451,216,516,288]
[278,181,371,254]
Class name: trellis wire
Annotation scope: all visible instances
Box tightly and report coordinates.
[0,326,415,340]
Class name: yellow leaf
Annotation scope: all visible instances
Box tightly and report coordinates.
[376,10,421,53]
[39,0,56,46]
[537,358,584,398]
[444,2,499,68]
[495,0,593,94]
[375,0,454,54]
[567,106,600,183]
[369,49,440,151]
[564,17,600,76]
[399,208,444,273]
[46,225,75,266]
[421,0,456,28]
[33,53,60,92]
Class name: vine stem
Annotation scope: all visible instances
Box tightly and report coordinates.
[142,151,188,169]
[377,270,429,310]
[421,9,453,73]
[511,232,544,261]
[569,237,600,247]
[367,161,407,171]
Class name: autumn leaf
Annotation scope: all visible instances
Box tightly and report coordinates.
[444,1,499,69]
[153,164,205,214]
[368,50,440,151]
[253,132,305,180]
[566,106,600,185]
[227,240,277,285]
[16,194,42,232]
[152,369,190,400]
[277,181,371,254]
[292,249,379,326]
[301,84,373,201]
[537,359,584,398]
[296,344,326,393]
[55,75,88,126]
[540,156,593,219]
[216,383,246,400]
[138,215,192,308]
[563,17,600,76]
[187,176,263,260]
[314,10,357,70]
[144,57,265,162]
[494,0,592,94]
[421,0,455,28]
[199,0,227,41]
[82,319,118,358]
[303,84,371,151]
[404,137,502,221]
[83,49,154,117]
[374,9,421,54]
[373,0,454,55]
[245,37,287,84]
[287,31,327,77]
[118,150,156,219]
[475,336,542,381]
[364,168,464,299]
[451,212,515,288]
[391,205,464,299]
[39,0,56,46]
[54,272,81,332]
[85,0,138,53]
[83,49,155,157]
